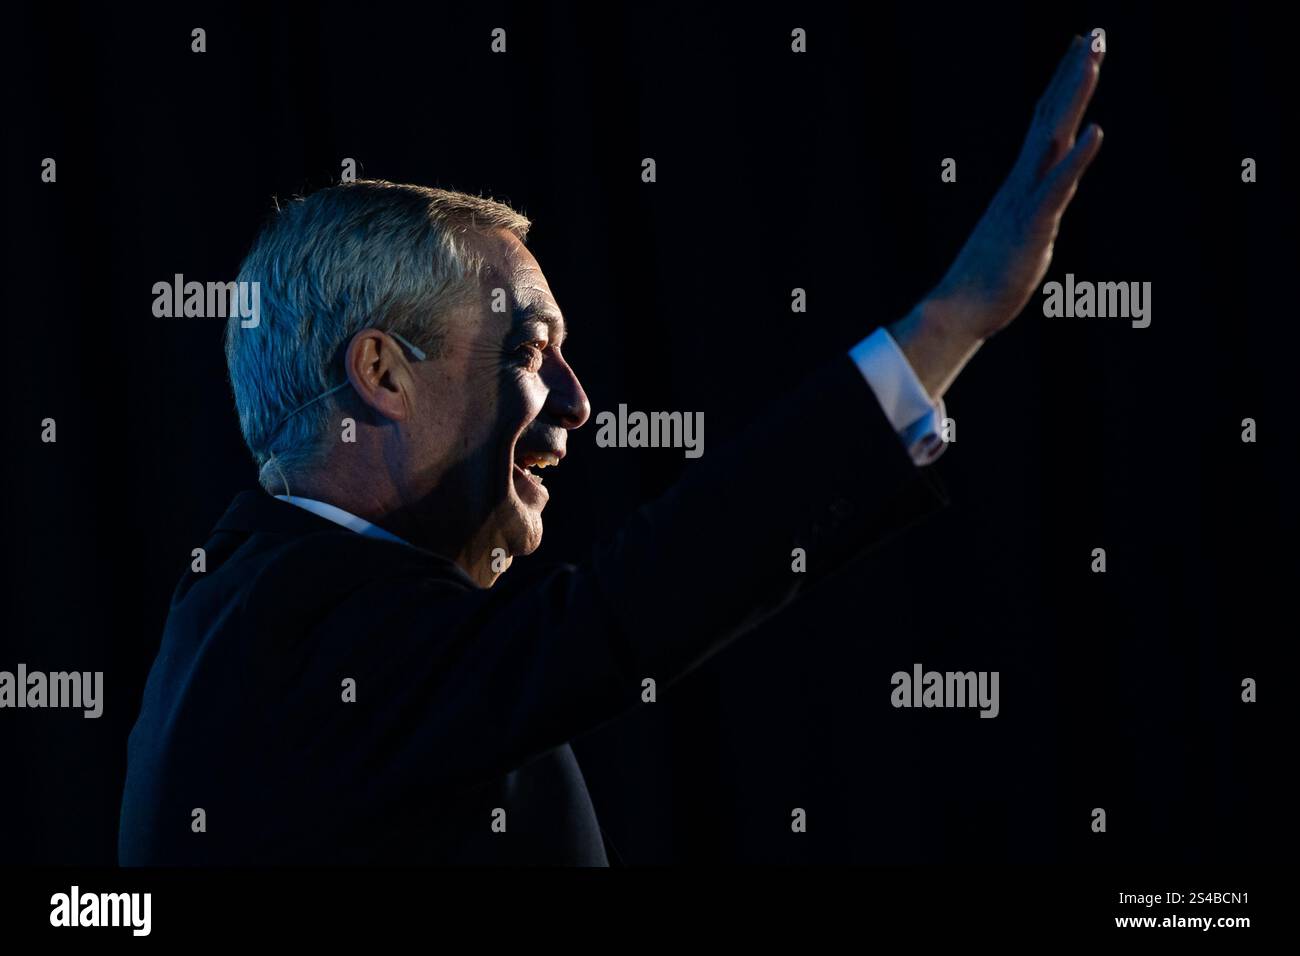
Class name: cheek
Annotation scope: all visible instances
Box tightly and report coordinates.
[420,392,493,483]
[499,376,547,429]
[522,375,550,417]
[446,374,543,483]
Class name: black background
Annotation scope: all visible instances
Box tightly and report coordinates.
[1,1,1290,866]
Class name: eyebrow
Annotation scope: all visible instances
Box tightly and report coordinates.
[513,304,567,346]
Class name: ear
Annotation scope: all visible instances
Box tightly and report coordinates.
[342,329,417,423]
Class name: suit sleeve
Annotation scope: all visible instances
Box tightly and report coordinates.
[270,353,950,797]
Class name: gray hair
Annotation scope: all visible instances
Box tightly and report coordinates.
[224,180,531,493]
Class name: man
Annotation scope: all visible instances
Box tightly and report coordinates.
[119,37,1104,864]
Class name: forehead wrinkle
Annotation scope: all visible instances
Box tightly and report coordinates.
[502,250,566,343]
[509,277,566,344]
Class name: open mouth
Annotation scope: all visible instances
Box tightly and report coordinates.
[512,448,562,505]
[515,450,561,483]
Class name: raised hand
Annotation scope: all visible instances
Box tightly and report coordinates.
[889,34,1106,398]
[937,33,1106,338]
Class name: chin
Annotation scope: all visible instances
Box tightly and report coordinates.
[512,519,544,557]
[496,459,550,563]
[500,497,545,559]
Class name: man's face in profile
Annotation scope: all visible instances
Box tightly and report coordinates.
[414,229,589,581]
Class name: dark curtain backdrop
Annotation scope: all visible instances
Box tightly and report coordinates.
[1,1,1289,864]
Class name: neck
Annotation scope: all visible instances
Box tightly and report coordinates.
[292,470,498,588]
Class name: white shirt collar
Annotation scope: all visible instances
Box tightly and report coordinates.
[274,495,412,547]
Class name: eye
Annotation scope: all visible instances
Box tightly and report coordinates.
[517,339,547,369]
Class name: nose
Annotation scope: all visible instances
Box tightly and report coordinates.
[542,352,590,430]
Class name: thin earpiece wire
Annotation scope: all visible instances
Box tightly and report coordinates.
[267,329,427,438]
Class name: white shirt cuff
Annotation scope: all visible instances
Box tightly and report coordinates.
[848,327,948,467]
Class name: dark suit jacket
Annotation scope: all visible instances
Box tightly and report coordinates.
[118,354,949,865]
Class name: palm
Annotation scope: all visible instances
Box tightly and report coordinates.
[938,34,1106,338]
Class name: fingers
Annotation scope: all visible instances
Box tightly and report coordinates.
[1037,36,1086,125]
[1022,34,1104,180]
[1056,45,1102,154]
[1039,122,1104,216]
